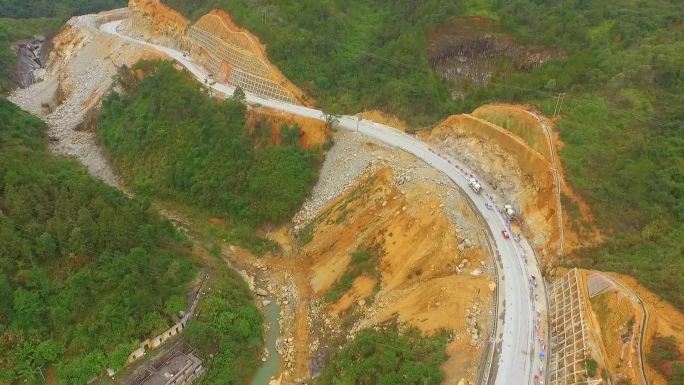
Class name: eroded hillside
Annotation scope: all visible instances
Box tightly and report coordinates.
[421,103,598,262]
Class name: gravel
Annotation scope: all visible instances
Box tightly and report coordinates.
[292,129,388,230]
[9,14,146,189]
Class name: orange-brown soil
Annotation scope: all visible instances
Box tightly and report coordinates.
[126,0,313,106]
[361,109,408,132]
[297,167,495,383]
[609,273,684,385]
[572,269,684,385]
[245,107,327,149]
[191,10,313,106]
[128,0,189,41]
[422,104,599,262]
[582,270,645,384]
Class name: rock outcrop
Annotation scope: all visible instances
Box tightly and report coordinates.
[428,17,564,90]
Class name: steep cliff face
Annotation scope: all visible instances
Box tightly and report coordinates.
[428,17,564,91]
[126,0,188,48]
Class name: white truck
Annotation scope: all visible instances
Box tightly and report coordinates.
[468,178,482,194]
[504,204,516,218]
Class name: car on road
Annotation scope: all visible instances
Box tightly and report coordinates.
[501,230,510,239]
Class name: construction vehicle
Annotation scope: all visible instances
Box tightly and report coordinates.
[504,204,516,218]
[468,178,482,194]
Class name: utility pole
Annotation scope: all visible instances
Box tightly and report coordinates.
[553,92,566,117]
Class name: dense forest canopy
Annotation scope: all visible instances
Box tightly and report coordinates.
[184,268,263,385]
[99,61,320,251]
[161,0,684,309]
[0,99,198,384]
[317,326,449,385]
[0,0,125,19]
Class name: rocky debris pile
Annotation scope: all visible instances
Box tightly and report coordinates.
[293,130,388,230]
[466,302,483,347]
[243,262,300,375]
[9,14,147,188]
[306,299,344,376]
[458,238,474,252]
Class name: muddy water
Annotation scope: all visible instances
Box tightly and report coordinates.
[250,299,282,385]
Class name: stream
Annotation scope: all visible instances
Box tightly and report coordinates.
[250,298,282,385]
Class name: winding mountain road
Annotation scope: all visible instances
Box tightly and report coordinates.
[102,19,549,385]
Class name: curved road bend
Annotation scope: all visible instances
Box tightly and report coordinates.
[102,19,549,385]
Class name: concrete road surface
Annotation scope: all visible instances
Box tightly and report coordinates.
[102,19,550,385]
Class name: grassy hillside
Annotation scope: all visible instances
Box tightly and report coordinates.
[99,61,320,252]
[0,99,197,385]
[161,0,684,309]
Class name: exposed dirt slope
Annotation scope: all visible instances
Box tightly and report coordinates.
[195,10,313,106]
[125,0,312,106]
[361,109,408,132]
[472,104,552,160]
[422,105,598,261]
[609,273,684,385]
[127,0,189,47]
[301,167,495,384]
[571,268,684,385]
[584,271,646,385]
[422,112,560,258]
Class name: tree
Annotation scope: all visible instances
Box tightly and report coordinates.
[233,86,246,103]
[163,294,186,317]
[279,124,301,147]
[35,232,57,261]
[12,288,45,334]
[321,110,340,133]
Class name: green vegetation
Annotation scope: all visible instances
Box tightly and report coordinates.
[161,0,684,308]
[0,0,125,19]
[99,60,320,252]
[452,1,684,310]
[325,248,379,303]
[672,364,684,385]
[297,221,316,247]
[585,358,598,377]
[185,269,262,385]
[0,99,198,384]
[163,0,462,125]
[317,326,449,385]
[648,336,683,381]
